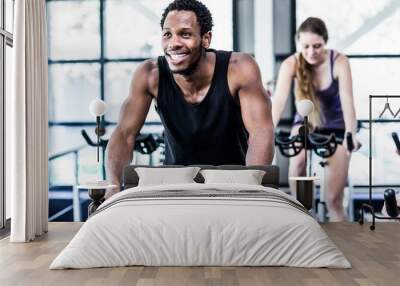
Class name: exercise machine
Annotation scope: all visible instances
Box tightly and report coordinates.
[276,128,354,222]
[81,129,164,178]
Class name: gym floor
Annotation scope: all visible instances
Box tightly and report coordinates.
[1,222,399,286]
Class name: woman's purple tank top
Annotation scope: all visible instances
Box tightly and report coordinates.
[293,50,345,129]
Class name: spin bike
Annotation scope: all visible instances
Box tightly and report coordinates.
[81,129,164,177]
[275,128,355,222]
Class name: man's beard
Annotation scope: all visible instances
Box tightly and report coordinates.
[171,48,204,76]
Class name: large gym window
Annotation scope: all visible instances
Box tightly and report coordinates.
[296,0,400,185]
[1,0,14,230]
[46,0,233,221]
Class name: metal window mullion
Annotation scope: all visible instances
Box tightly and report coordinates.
[347,54,400,58]
[290,0,296,54]
[99,0,106,151]
[99,0,105,102]
[232,0,238,52]
[290,0,296,121]
[5,36,11,46]
[0,29,12,40]
[1,0,4,30]
[0,33,5,229]
[48,58,149,64]
[0,0,4,229]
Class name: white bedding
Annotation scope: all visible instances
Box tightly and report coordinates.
[50,183,351,269]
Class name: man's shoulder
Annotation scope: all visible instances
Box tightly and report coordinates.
[140,59,159,80]
[229,52,256,66]
[227,52,260,80]
[136,59,159,94]
[228,52,259,74]
[224,52,263,93]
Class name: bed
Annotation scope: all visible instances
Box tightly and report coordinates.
[50,165,350,269]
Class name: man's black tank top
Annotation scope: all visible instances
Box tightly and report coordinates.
[156,50,248,165]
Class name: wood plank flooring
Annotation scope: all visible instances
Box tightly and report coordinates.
[0,222,399,286]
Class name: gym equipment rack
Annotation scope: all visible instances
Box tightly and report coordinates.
[359,95,400,230]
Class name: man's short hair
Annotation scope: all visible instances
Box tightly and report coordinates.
[160,0,214,36]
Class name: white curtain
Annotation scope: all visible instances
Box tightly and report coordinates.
[8,0,48,242]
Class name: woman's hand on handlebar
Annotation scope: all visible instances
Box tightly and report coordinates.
[344,131,362,154]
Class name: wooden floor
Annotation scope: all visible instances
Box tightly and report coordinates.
[0,222,399,286]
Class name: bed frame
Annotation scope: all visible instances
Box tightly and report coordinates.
[123,165,280,189]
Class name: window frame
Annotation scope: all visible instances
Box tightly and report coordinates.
[46,0,236,187]
[47,0,165,130]
[47,0,236,126]
[294,0,400,121]
[273,0,297,124]
[46,0,166,185]
[1,0,13,232]
[294,0,400,188]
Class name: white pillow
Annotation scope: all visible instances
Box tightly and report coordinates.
[200,169,266,185]
[135,167,200,186]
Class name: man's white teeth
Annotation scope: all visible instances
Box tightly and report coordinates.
[170,54,187,60]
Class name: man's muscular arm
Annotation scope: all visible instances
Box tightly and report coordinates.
[230,53,275,165]
[105,60,156,199]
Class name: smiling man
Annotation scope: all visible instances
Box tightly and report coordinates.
[106,0,274,198]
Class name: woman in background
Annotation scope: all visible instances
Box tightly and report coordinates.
[272,17,359,221]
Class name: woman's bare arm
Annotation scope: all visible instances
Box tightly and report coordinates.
[272,55,296,127]
[335,54,359,150]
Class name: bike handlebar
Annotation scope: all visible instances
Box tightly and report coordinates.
[275,129,354,158]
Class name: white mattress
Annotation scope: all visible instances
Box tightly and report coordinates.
[50,183,351,269]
